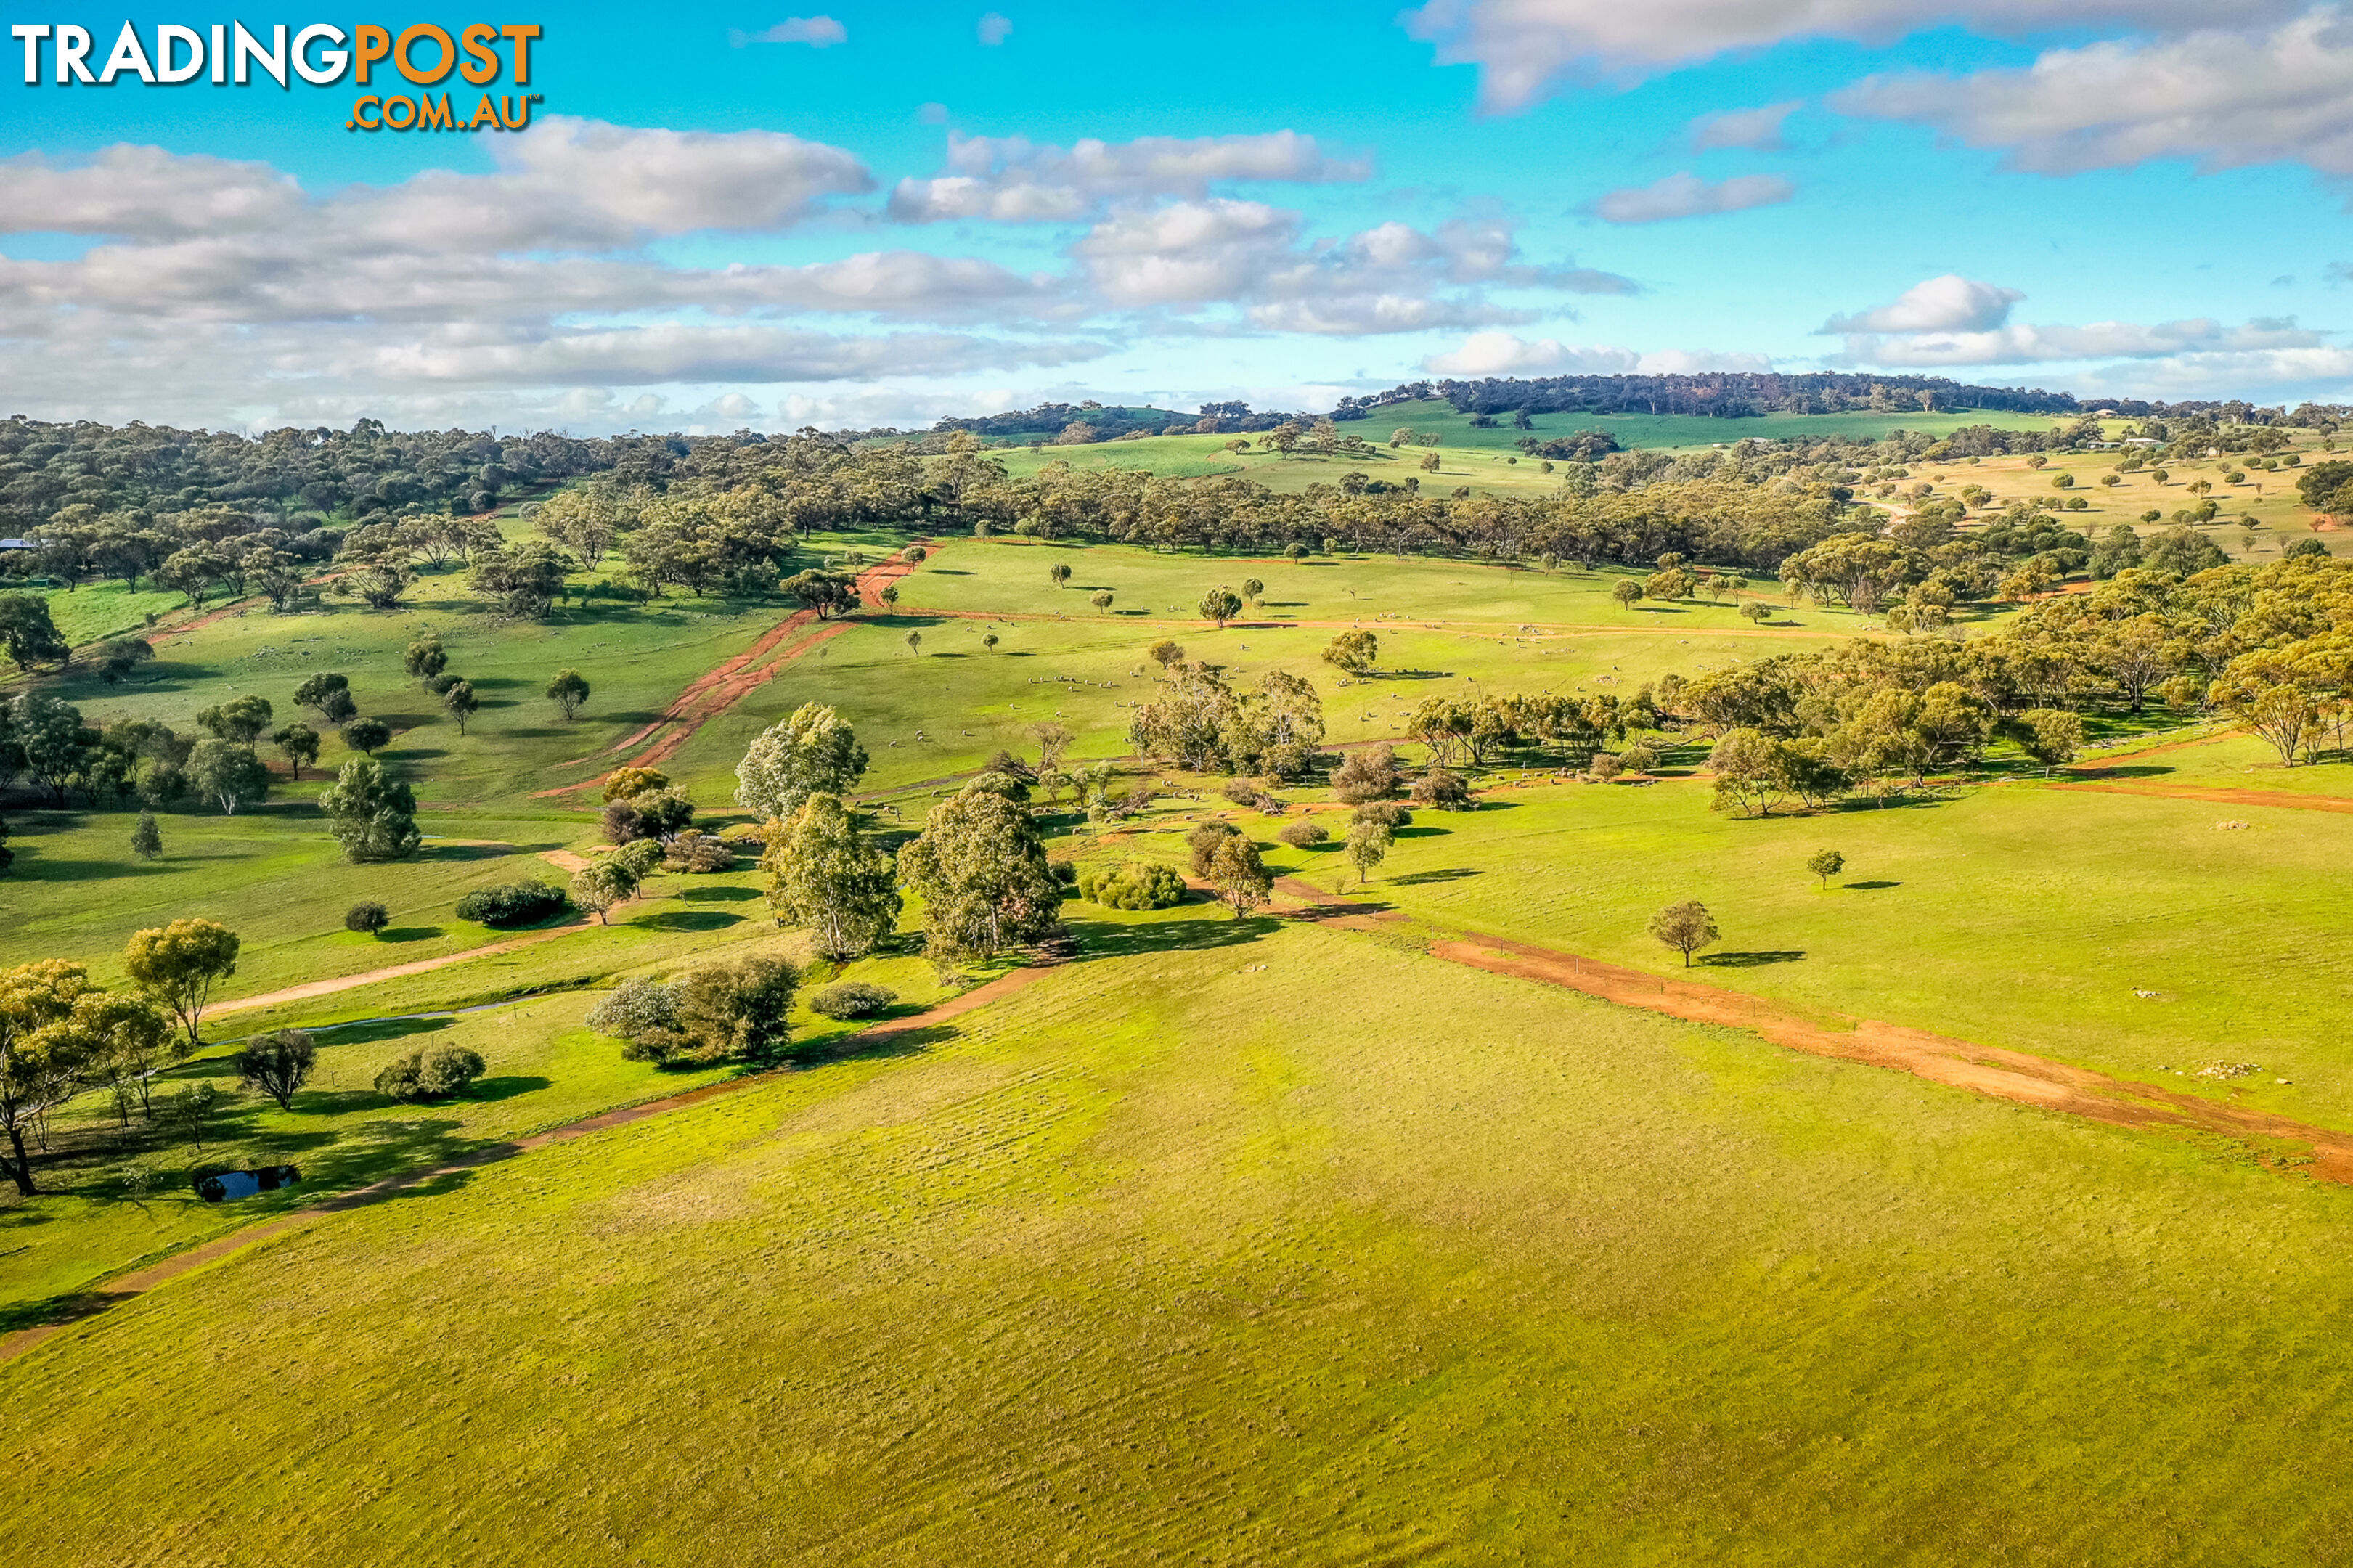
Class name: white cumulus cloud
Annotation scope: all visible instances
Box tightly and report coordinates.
[889,130,1371,223]
[727,16,848,46]
[1422,333,1777,376]
[1835,9,2353,177]
[1689,101,1803,151]
[1401,0,2307,111]
[1588,171,1795,224]
[1822,274,2025,334]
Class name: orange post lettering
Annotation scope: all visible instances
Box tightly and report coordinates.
[501,24,539,85]
[353,24,390,85]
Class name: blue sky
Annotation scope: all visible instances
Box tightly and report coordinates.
[4,1,2351,432]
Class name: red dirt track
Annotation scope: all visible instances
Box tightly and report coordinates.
[536,546,931,797]
[1268,876,2353,1185]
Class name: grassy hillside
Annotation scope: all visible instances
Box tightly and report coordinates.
[1337,397,2081,452]
[11,483,2353,1561]
[12,915,2353,1564]
[983,402,2107,501]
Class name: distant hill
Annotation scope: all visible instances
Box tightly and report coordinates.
[1326,374,2340,425]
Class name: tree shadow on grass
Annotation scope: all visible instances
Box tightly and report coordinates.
[797,1026,942,1065]
[1391,867,1479,885]
[1699,950,1806,968]
[465,1075,554,1103]
[310,1016,455,1048]
[0,1288,138,1337]
[679,885,761,903]
[627,909,744,933]
[2073,764,2177,779]
[1843,880,1901,891]
[1065,910,1273,959]
[14,859,180,883]
[370,926,446,943]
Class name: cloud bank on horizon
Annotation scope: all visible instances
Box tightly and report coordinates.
[4,1,2352,432]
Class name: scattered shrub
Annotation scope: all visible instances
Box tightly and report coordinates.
[587,977,683,1061]
[1587,753,1624,782]
[237,1029,317,1111]
[1221,777,1268,809]
[454,880,568,926]
[1276,820,1329,849]
[344,900,390,936]
[1331,744,1399,804]
[375,1044,487,1102]
[1352,799,1412,830]
[672,955,798,1063]
[601,766,669,804]
[1077,860,1187,910]
[1619,744,1660,775]
[1187,818,1241,873]
[662,830,735,873]
[809,981,898,1019]
[1411,769,1472,809]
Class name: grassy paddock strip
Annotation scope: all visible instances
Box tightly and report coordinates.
[0,964,1051,1365]
[15,920,2353,1563]
[1254,872,2352,1180]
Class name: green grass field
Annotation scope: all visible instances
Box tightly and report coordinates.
[12,913,2353,1564]
[13,494,2353,1560]
[1252,775,2353,1123]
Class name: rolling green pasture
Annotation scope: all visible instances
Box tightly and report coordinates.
[27,581,186,647]
[987,401,2084,484]
[29,575,780,809]
[1342,397,2084,454]
[897,534,1840,626]
[2097,730,2353,795]
[0,923,960,1326]
[1259,773,2353,1124]
[665,589,1852,807]
[12,915,2353,1564]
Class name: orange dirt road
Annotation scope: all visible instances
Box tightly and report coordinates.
[0,960,1052,1364]
[537,546,933,796]
[208,922,591,1018]
[1268,876,2353,1185]
[2050,779,2353,815]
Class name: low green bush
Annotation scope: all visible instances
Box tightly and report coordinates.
[375,1044,487,1102]
[454,881,568,926]
[809,981,897,1020]
[1077,860,1186,910]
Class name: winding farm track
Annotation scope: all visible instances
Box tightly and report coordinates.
[534,546,933,797]
[0,961,1054,1365]
[207,851,612,1018]
[1267,876,2353,1185]
[2050,778,2353,814]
